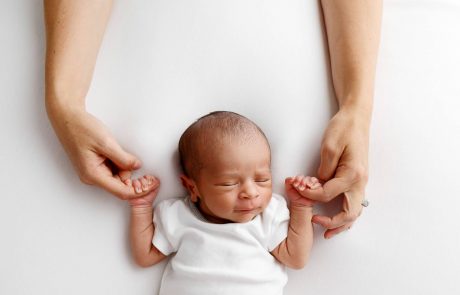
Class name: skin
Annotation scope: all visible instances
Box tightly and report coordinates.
[309,0,382,238]
[130,134,319,269]
[180,136,273,224]
[44,0,382,238]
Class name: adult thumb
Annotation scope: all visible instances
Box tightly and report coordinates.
[317,147,340,181]
[101,141,142,170]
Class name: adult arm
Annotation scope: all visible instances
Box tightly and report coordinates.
[44,0,155,199]
[308,0,382,238]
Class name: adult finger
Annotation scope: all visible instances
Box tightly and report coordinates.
[317,141,343,181]
[100,140,142,171]
[313,190,364,237]
[118,170,132,185]
[94,173,137,199]
[95,172,159,200]
[312,211,350,230]
[323,223,354,239]
[295,187,326,202]
[321,176,352,202]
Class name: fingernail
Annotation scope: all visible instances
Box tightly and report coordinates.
[135,187,141,193]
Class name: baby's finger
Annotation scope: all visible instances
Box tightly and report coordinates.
[285,177,294,184]
[140,177,150,192]
[132,179,142,194]
[306,176,320,188]
[299,177,311,190]
[311,182,322,190]
[293,175,304,187]
[144,175,153,185]
[119,170,132,184]
[146,175,160,186]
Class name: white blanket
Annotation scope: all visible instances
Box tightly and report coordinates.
[1,1,459,294]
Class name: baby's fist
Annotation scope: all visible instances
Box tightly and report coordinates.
[127,175,160,207]
[285,175,322,207]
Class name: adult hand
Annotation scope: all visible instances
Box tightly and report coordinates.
[306,108,370,239]
[47,106,157,199]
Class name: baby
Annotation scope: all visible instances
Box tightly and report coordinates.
[127,111,323,295]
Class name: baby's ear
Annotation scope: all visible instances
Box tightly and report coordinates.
[180,174,199,201]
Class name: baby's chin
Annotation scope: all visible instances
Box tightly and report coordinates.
[231,209,263,223]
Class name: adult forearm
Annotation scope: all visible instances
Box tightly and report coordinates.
[44,0,113,114]
[321,0,382,121]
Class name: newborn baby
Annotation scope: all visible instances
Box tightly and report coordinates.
[127,111,322,295]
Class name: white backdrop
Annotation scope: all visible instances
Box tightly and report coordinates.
[1,0,459,294]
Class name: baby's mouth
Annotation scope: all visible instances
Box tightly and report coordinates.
[234,207,259,213]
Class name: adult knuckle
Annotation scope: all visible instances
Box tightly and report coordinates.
[325,191,335,202]
[119,193,129,200]
[349,164,368,183]
[321,141,337,157]
[347,212,359,222]
[78,169,93,184]
[98,136,112,150]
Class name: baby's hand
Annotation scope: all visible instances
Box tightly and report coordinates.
[285,175,323,207]
[126,175,160,207]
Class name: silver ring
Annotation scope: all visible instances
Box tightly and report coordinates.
[361,199,369,207]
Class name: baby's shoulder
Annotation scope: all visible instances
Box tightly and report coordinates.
[263,193,289,217]
[268,193,288,208]
[154,196,186,212]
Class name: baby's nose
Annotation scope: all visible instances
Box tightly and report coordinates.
[240,181,260,199]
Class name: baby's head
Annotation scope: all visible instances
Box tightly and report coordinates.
[179,111,272,223]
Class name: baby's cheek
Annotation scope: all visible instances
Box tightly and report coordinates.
[261,193,272,209]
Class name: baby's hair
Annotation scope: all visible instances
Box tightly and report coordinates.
[178,111,270,179]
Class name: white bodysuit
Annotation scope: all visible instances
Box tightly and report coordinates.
[152,193,290,295]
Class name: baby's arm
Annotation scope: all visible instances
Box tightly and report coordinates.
[271,176,319,269]
[128,176,167,267]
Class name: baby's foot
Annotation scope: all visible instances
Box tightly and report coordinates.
[287,175,323,197]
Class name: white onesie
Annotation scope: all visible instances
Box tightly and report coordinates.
[152,193,290,295]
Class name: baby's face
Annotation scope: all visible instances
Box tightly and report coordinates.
[190,136,272,223]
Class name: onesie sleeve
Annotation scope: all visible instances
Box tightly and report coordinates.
[152,199,178,256]
[266,194,290,252]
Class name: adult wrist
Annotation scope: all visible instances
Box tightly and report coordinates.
[45,95,86,125]
[337,95,373,125]
[46,93,85,113]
